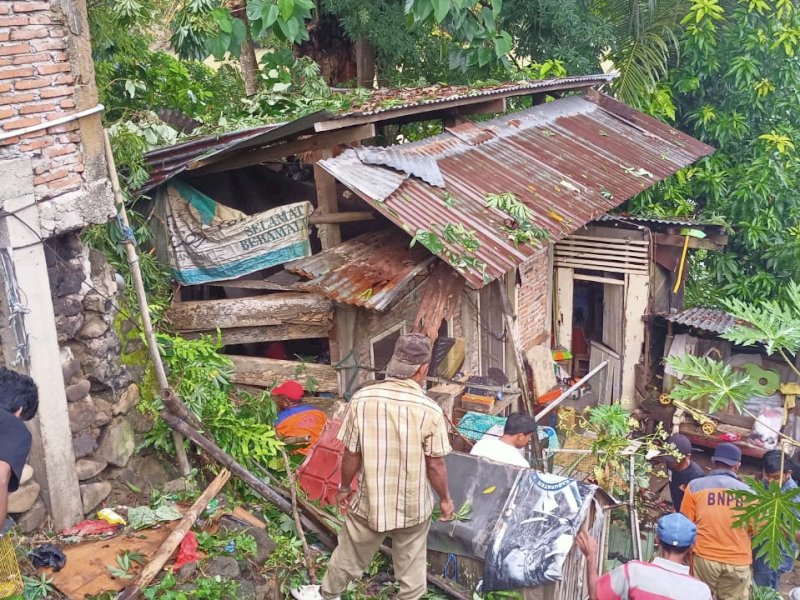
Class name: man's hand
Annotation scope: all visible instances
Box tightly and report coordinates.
[439,497,455,521]
[336,489,351,515]
[575,530,598,558]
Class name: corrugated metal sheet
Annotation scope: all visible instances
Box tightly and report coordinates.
[140,111,331,194]
[597,214,718,227]
[141,74,616,193]
[285,229,435,311]
[664,307,737,335]
[319,91,714,288]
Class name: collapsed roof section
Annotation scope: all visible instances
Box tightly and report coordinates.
[319,91,714,288]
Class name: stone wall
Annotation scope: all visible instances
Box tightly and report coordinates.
[7,231,141,531]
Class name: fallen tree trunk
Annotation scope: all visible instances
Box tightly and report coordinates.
[181,323,331,346]
[165,293,333,331]
[229,355,339,393]
[118,469,231,600]
[161,412,337,549]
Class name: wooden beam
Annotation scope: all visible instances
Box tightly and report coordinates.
[313,149,341,249]
[309,211,375,224]
[182,322,331,345]
[228,355,339,393]
[573,273,625,286]
[189,124,376,173]
[653,233,725,251]
[165,292,333,331]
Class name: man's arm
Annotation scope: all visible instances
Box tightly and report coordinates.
[575,530,600,600]
[425,456,454,520]
[336,449,362,511]
[0,461,11,527]
[680,485,696,522]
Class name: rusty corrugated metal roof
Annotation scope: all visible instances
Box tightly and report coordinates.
[663,307,737,335]
[141,75,616,193]
[319,91,715,288]
[596,214,724,228]
[285,229,435,311]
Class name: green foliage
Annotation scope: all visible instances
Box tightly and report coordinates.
[732,478,800,570]
[143,571,239,600]
[664,354,759,413]
[750,585,783,600]
[107,550,146,579]
[196,530,258,558]
[485,192,551,248]
[721,283,800,357]
[629,0,800,303]
[20,574,55,600]
[139,333,283,470]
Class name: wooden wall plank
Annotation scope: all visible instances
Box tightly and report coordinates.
[166,293,333,331]
[228,355,339,393]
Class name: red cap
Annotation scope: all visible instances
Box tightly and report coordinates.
[272,380,304,401]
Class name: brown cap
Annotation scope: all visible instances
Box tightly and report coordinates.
[385,333,432,379]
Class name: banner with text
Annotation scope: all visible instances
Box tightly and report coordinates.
[160,181,311,285]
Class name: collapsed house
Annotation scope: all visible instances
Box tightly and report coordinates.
[141,75,717,598]
[142,76,713,411]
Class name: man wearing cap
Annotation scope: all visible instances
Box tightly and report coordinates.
[681,442,753,599]
[272,380,327,455]
[576,512,712,599]
[662,434,704,511]
[470,412,536,468]
[292,333,454,600]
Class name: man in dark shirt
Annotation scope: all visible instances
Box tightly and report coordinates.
[0,368,39,526]
[663,434,704,511]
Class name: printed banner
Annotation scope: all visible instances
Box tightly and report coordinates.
[161,180,311,285]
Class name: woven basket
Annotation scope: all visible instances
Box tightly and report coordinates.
[0,533,23,598]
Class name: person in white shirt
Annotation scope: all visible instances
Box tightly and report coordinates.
[469,412,535,468]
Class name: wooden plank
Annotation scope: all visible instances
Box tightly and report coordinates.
[182,322,331,345]
[313,149,341,249]
[309,211,375,224]
[411,261,464,340]
[654,232,725,251]
[165,293,333,331]
[190,125,376,173]
[555,245,648,259]
[573,273,625,286]
[526,344,558,396]
[555,267,573,353]
[558,237,650,251]
[564,234,649,246]
[620,273,649,407]
[228,355,339,393]
[554,257,648,274]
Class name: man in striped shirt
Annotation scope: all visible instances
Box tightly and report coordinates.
[576,512,712,599]
[292,333,454,600]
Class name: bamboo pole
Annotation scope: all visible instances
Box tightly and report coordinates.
[102,131,192,475]
[118,469,231,600]
[281,448,317,584]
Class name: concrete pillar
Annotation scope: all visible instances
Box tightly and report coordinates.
[0,156,83,529]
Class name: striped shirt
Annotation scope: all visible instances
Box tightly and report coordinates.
[597,557,712,599]
[338,378,451,532]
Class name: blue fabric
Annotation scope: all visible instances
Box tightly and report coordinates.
[752,477,799,584]
[173,180,218,225]
[275,404,317,426]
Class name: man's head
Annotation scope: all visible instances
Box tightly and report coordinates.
[663,434,693,470]
[385,334,431,383]
[271,380,304,410]
[0,368,38,421]
[656,512,697,559]
[763,449,793,486]
[501,412,537,449]
[712,442,742,471]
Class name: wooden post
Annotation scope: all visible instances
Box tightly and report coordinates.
[118,469,231,600]
[494,279,545,469]
[312,150,341,250]
[0,156,83,529]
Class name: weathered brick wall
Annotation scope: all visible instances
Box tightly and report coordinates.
[0,0,114,235]
[517,248,551,351]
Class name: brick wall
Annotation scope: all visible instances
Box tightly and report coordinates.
[517,248,551,351]
[0,0,114,237]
